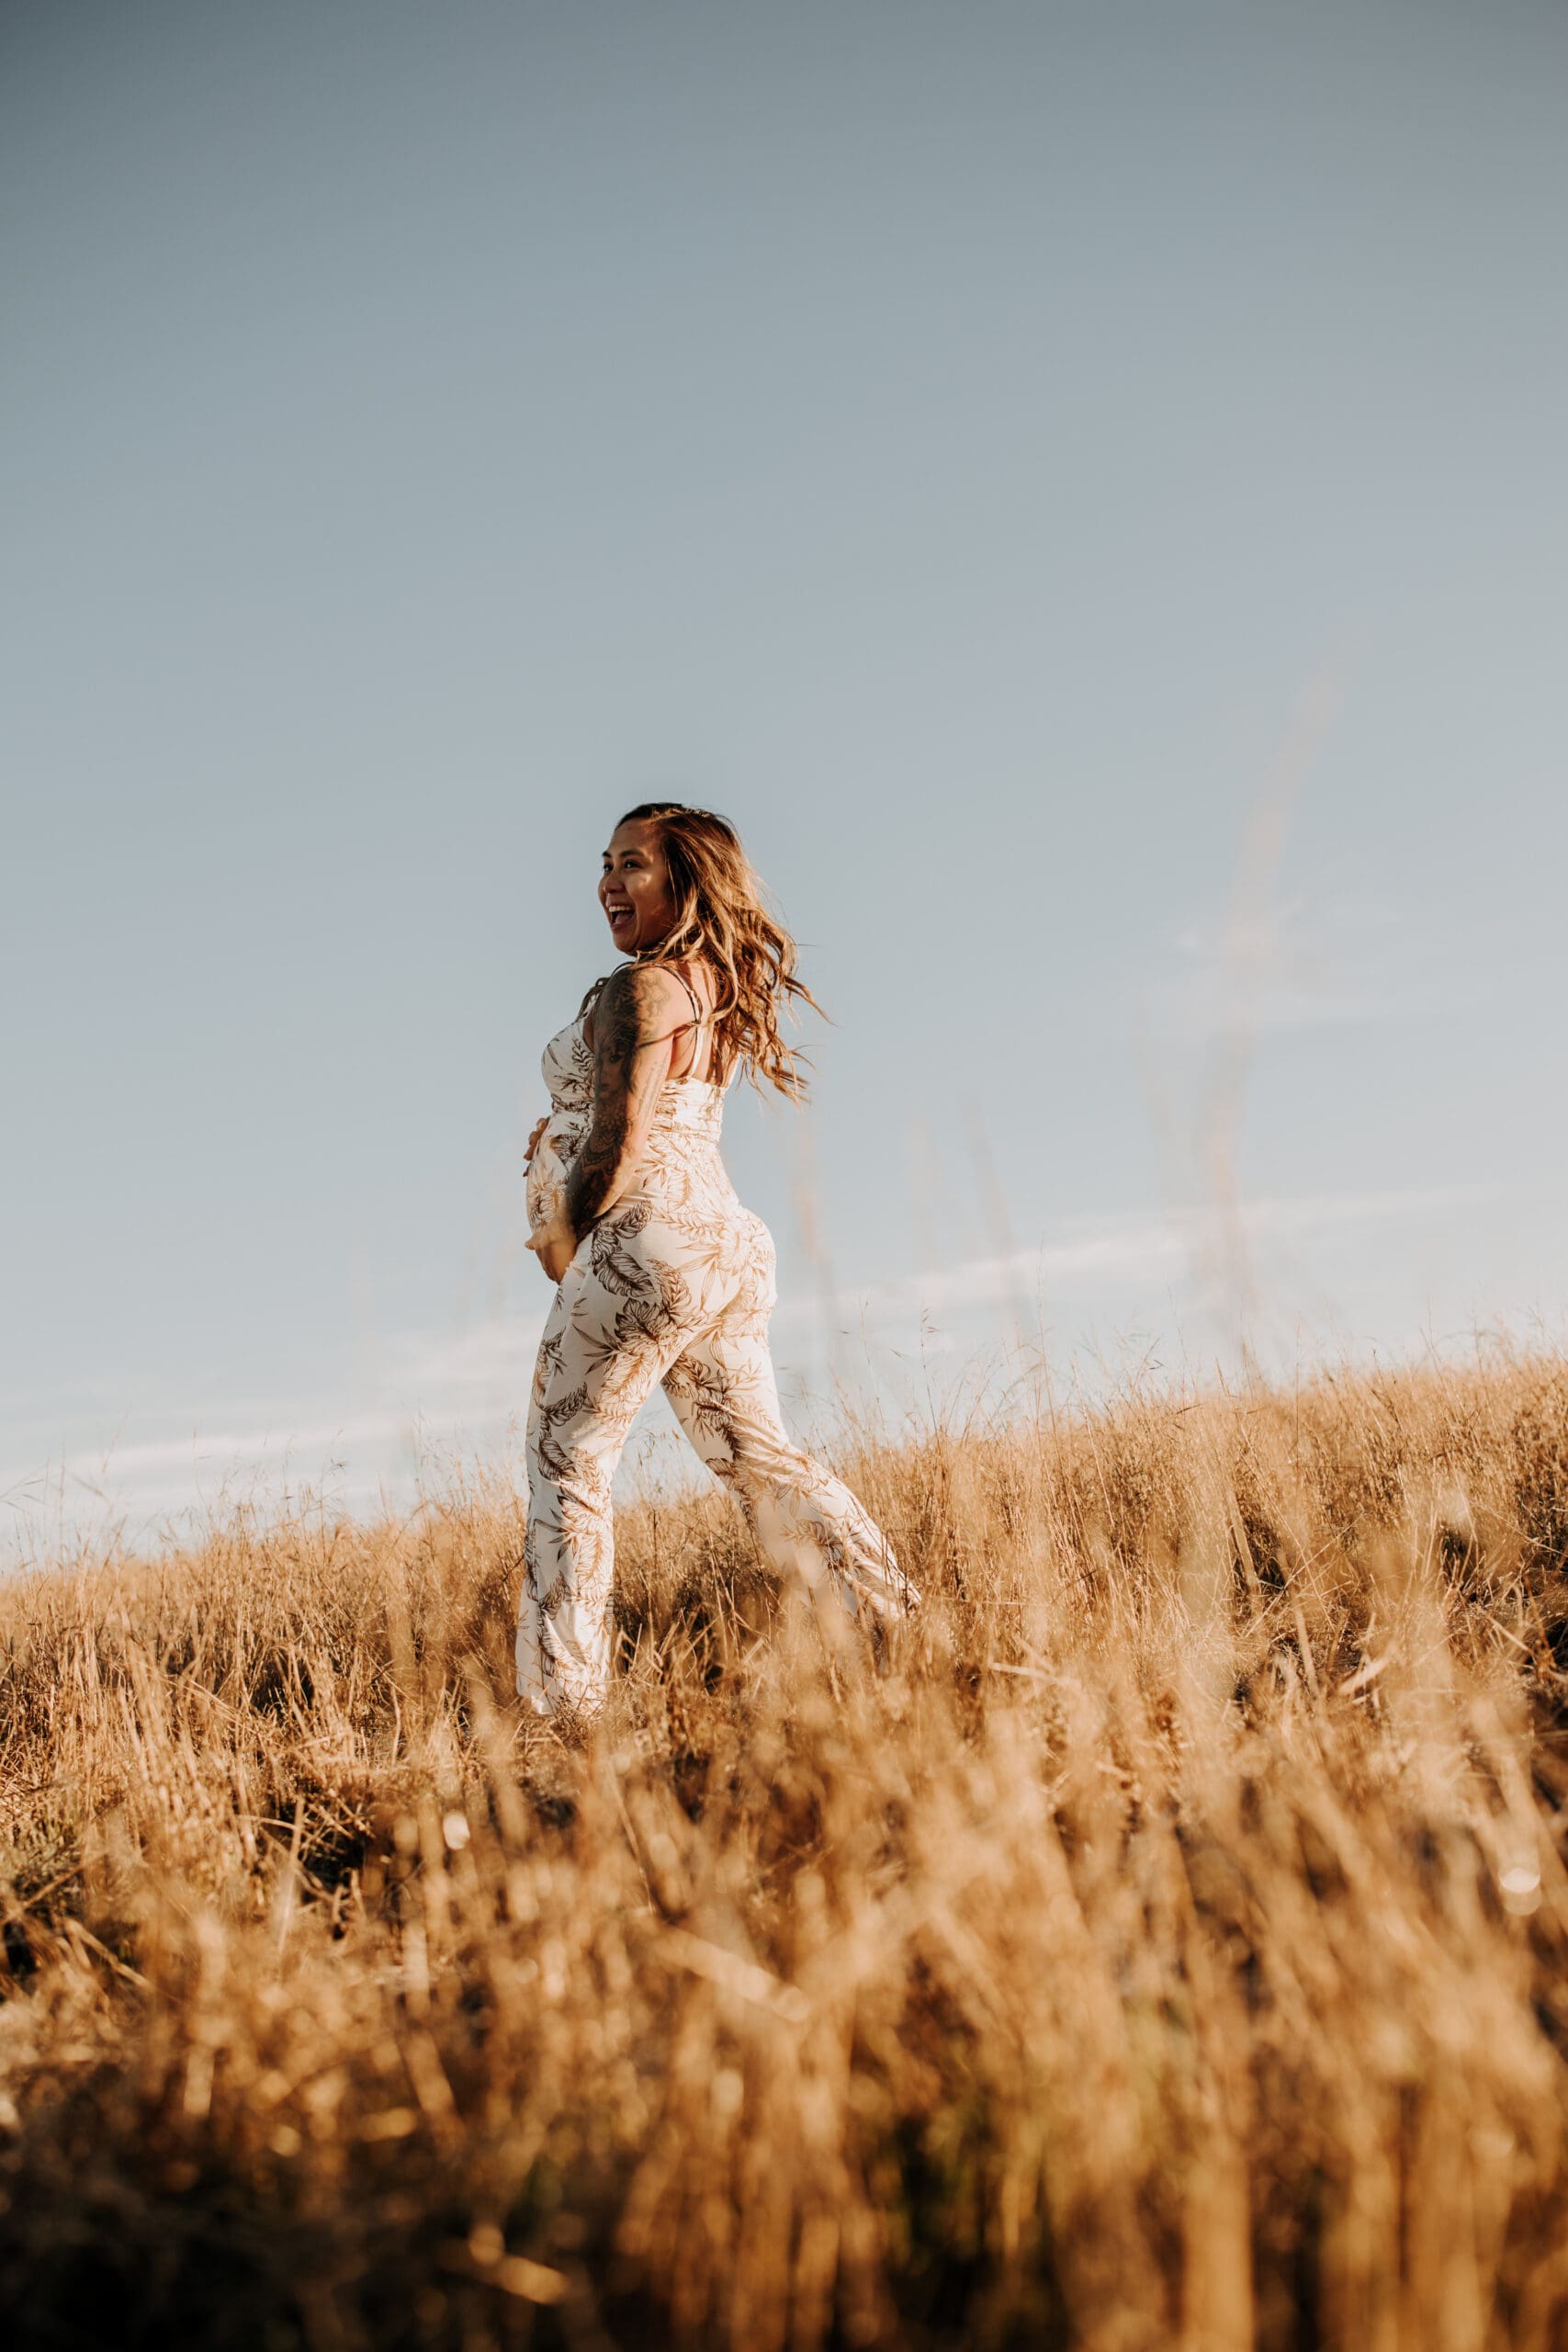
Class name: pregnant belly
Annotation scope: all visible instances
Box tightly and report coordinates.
[525,1122,578,1232]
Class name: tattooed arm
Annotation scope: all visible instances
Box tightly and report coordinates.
[566,963,681,1230]
[527,965,684,1280]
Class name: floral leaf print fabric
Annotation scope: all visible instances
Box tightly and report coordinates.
[517,997,919,1720]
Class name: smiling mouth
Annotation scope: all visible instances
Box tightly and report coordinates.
[607,905,633,925]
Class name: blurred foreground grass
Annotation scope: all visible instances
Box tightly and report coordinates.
[6,1352,1568,2348]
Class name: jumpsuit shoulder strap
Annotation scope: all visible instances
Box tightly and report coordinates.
[669,965,707,1032]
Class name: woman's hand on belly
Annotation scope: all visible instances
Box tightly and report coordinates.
[526,1209,577,1283]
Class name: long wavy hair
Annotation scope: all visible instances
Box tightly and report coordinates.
[609,802,822,1097]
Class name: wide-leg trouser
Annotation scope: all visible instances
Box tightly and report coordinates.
[516,1194,917,1719]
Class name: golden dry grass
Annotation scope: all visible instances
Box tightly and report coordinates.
[6,1351,1568,2348]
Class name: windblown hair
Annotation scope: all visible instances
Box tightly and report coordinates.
[614,802,821,1098]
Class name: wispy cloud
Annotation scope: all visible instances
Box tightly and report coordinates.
[777,1182,1501,1331]
[39,1410,413,1485]
[383,1312,549,1397]
[0,1180,1509,1555]
[1143,892,1493,1041]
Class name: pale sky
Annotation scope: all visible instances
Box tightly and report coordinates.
[6,0,1566,1550]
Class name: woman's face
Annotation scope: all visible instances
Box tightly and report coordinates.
[599,818,677,955]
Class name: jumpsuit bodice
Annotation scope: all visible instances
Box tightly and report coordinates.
[525,983,732,1233]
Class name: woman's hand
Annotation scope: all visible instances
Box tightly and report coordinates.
[525,1211,577,1284]
[524,1115,548,1166]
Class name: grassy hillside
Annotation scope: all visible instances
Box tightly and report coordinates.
[6,1353,1568,2348]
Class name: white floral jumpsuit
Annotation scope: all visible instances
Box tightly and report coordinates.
[516,972,919,1717]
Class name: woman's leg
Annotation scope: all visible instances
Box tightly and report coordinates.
[660,1221,919,1621]
[517,1215,702,1718]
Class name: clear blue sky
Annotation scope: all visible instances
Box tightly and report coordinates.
[6,0,1566,1545]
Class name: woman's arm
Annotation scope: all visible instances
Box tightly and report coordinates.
[525,967,683,1278]
[567,962,677,1231]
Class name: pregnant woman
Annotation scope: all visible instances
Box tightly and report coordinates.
[518,801,919,1722]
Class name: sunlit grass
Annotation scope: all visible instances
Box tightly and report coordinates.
[5,1349,1568,2346]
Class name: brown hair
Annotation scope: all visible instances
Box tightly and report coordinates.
[612,802,822,1097]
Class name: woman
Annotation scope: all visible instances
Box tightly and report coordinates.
[517,802,918,1721]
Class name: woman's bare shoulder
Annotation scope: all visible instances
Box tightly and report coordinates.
[582,961,687,1051]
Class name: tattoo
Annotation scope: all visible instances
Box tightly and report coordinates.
[565,966,678,1234]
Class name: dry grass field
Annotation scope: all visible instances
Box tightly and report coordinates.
[6,1351,1568,2349]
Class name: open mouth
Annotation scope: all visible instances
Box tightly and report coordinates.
[606,905,633,929]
